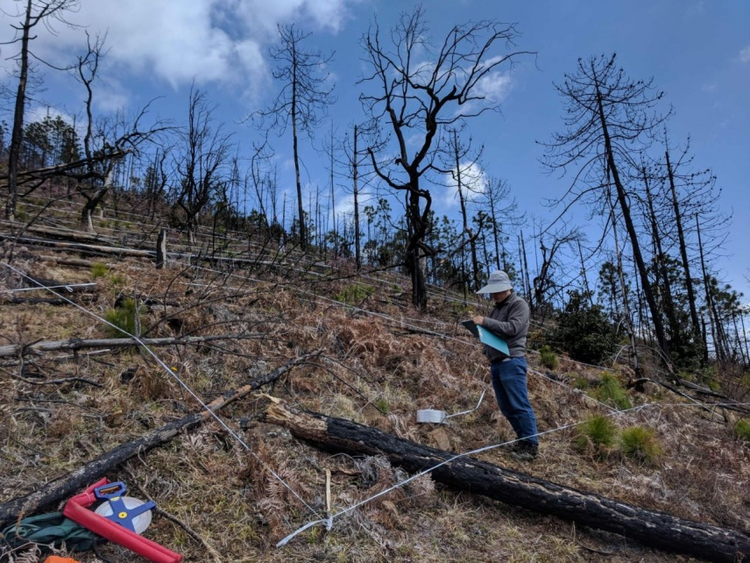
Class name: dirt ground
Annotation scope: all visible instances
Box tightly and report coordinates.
[1,247,748,562]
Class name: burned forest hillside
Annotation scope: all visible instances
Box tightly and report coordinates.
[1,200,749,563]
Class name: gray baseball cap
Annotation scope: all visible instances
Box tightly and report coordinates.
[476,270,512,294]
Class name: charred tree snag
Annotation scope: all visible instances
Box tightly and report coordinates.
[156,227,168,269]
[0,355,316,529]
[264,399,750,563]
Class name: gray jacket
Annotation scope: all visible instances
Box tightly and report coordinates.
[480,292,530,361]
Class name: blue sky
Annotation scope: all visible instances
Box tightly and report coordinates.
[1,0,748,299]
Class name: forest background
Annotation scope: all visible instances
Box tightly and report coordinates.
[2,0,748,369]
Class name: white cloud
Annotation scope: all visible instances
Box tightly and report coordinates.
[26,106,73,125]
[0,0,354,96]
[411,60,437,86]
[439,161,488,209]
[333,189,380,220]
[76,2,257,90]
[334,192,356,217]
[235,0,354,36]
[24,106,93,142]
[474,70,514,104]
[454,58,515,118]
[740,45,750,63]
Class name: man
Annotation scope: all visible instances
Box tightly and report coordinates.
[472,270,539,461]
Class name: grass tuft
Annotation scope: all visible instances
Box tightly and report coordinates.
[620,426,662,464]
[574,415,617,457]
[735,419,750,442]
[594,372,632,410]
[336,283,373,306]
[539,345,559,370]
[103,298,145,338]
[91,262,108,278]
[572,376,590,389]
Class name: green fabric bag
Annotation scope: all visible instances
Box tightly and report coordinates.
[1,512,100,552]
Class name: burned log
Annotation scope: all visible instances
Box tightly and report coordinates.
[0,334,266,358]
[0,355,316,529]
[8,297,69,305]
[0,233,156,258]
[264,399,750,563]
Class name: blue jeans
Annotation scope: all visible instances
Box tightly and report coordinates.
[490,357,538,446]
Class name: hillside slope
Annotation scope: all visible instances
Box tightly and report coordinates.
[1,219,748,563]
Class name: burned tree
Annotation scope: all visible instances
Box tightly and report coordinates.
[483,176,522,275]
[0,29,167,232]
[542,54,672,364]
[658,132,728,365]
[74,31,115,231]
[173,86,233,243]
[254,24,335,251]
[359,6,532,310]
[3,0,80,221]
[441,127,484,293]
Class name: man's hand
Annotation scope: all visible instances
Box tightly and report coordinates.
[472,315,484,326]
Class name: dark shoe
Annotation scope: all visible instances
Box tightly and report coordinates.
[500,440,529,453]
[510,442,538,462]
[500,441,521,452]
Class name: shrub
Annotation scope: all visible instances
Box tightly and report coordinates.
[572,376,590,390]
[594,372,632,410]
[104,298,145,338]
[109,273,126,289]
[735,419,750,442]
[375,397,390,414]
[336,284,373,306]
[620,426,662,464]
[538,345,559,370]
[550,289,621,364]
[91,262,108,279]
[574,415,617,456]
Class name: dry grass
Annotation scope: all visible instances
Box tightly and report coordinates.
[1,245,748,563]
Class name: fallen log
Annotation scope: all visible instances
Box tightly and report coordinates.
[0,354,316,529]
[48,257,105,268]
[0,233,155,258]
[264,399,750,563]
[0,334,266,358]
[24,224,117,245]
[7,297,69,305]
[629,377,750,417]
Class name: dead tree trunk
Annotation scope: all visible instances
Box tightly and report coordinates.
[0,334,266,358]
[0,356,315,529]
[156,227,168,269]
[264,400,750,563]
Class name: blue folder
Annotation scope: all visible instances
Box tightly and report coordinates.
[462,321,510,356]
[477,326,510,356]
